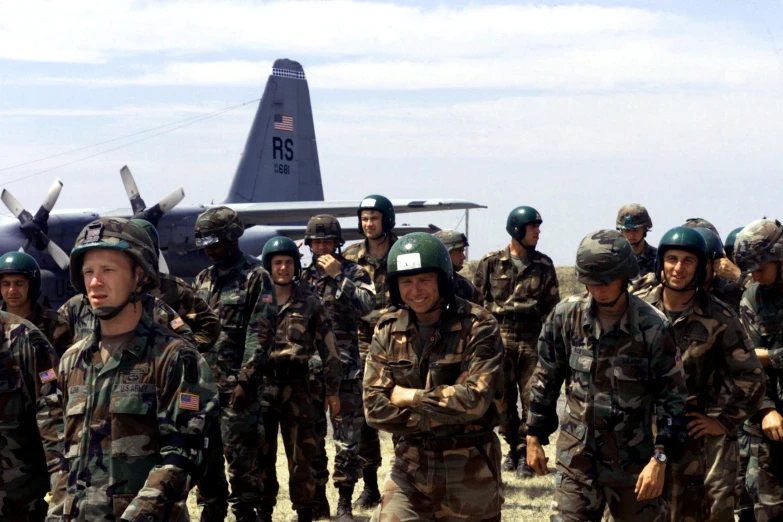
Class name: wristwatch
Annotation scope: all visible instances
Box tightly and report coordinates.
[652,451,667,464]
[334,274,344,283]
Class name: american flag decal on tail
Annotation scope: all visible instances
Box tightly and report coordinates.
[274,114,294,132]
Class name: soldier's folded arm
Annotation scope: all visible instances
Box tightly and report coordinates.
[364,324,429,435]
[526,315,567,445]
[713,321,765,433]
[122,345,219,519]
[407,320,504,424]
[180,281,222,353]
[335,266,375,316]
[239,271,278,387]
[649,326,688,459]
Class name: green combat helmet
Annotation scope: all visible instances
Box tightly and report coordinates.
[655,226,708,289]
[70,217,159,318]
[0,251,42,300]
[194,206,245,248]
[616,203,653,231]
[734,219,783,273]
[357,194,395,235]
[506,206,542,244]
[693,227,725,261]
[574,229,639,285]
[131,218,161,257]
[433,230,469,251]
[305,214,345,247]
[683,218,720,239]
[387,232,454,308]
[261,236,301,279]
[724,227,745,261]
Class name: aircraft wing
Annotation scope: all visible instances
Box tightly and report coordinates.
[224,199,486,226]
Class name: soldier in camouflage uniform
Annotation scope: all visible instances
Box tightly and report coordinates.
[734,219,783,522]
[683,219,748,291]
[638,226,764,521]
[0,251,68,355]
[47,217,219,521]
[616,203,657,277]
[473,205,560,478]
[256,237,342,522]
[526,229,688,522]
[192,206,278,522]
[342,196,398,510]
[434,229,480,302]
[0,309,63,521]
[692,227,745,313]
[301,214,375,520]
[364,232,505,521]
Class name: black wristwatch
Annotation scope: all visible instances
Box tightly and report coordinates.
[334,274,344,283]
[653,451,667,464]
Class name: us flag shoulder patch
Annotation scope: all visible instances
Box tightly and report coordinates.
[170,317,185,330]
[39,368,57,383]
[675,354,682,367]
[262,294,274,303]
[179,392,199,411]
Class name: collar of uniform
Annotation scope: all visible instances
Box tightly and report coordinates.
[80,295,157,364]
[582,293,636,336]
[499,246,511,262]
[391,302,464,334]
[280,282,307,313]
[647,283,711,319]
[211,251,250,280]
[360,233,398,264]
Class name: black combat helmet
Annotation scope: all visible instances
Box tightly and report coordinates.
[357,195,395,235]
[506,206,542,244]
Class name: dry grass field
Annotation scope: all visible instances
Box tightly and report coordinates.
[185,261,577,521]
[186,431,559,521]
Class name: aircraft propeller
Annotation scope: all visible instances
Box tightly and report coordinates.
[1,178,71,270]
[120,165,185,226]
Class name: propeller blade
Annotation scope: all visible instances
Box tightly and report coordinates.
[42,237,70,270]
[41,178,63,212]
[158,252,170,274]
[142,187,185,225]
[120,165,147,215]
[1,189,27,218]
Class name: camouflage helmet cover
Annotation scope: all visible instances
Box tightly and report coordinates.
[682,218,720,239]
[575,229,640,285]
[433,229,469,251]
[0,251,42,300]
[734,219,783,273]
[387,232,454,307]
[194,206,244,247]
[305,214,345,246]
[70,217,160,295]
[357,194,396,234]
[261,236,302,278]
[616,203,653,231]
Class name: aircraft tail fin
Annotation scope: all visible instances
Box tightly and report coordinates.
[224,59,324,204]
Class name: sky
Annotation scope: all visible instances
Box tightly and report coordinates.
[1,0,782,265]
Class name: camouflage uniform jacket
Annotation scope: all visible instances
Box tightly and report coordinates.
[709,275,744,313]
[636,242,658,278]
[739,282,783,438]
[57,293,195,350]
[342,234,398,353]
[364,297,504,438]
[154,273,221,353]
[1,301,68,356]
[49,308,219,521]
[454,271,480,303]
[262,283,342,396]
[644,285,764,433]
[301,255,375,380]
[527,293,688,487]
[473,246,560,324]
[193,253,277,390]
[0,311,64,516]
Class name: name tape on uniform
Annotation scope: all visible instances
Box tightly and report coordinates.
[397,253,422,270]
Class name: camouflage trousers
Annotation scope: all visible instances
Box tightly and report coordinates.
[259,376,317,511]
[221,391,265,517]
[359,353,382,473]
[333,379,365,487]
[195,418,230,513]
[497,319,540,454]
[552,471,666,522]
[370,432,504,521]
[309,374,330,487]
[735,428,755,521]
[743,431,783,522]
[666,430,738,521]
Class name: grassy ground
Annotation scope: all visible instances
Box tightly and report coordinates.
[186,429,558,521]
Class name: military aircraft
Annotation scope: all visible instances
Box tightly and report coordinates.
[0,58,485,307]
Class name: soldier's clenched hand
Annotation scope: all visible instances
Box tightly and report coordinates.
[230,383,251,412]
[390,385,417,408]
[686,412,727,439]
[635,458,666,501]
[526,436,549,476]
[316,254,343,278]
[326,395,341,418]
[761,409,783,442]
[713,258,741,282]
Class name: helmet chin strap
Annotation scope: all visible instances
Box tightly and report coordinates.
[594,288,627,308]
[90,287,145,320]
[662,273,699,293]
